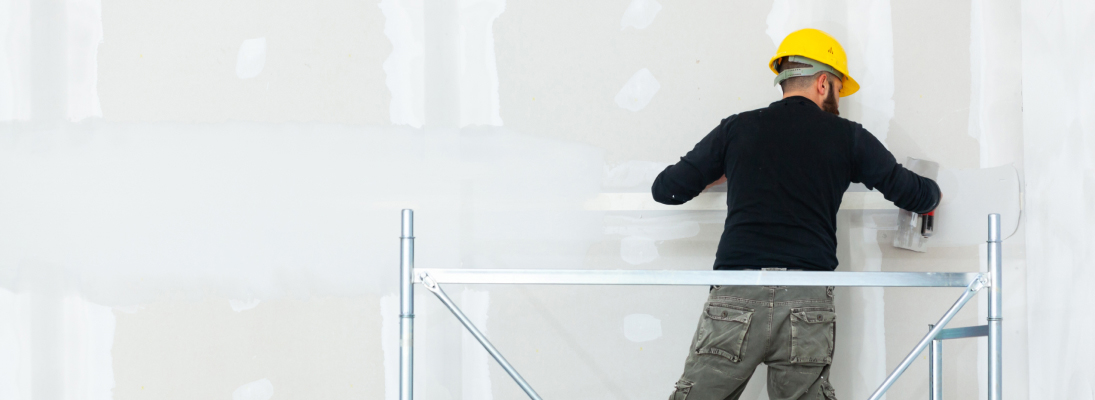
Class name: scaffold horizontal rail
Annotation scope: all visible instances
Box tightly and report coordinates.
[413,268,984,287]
[936,325,990,340]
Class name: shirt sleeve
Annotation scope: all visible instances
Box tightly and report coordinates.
[651,117,735,205]
[851,125,941,213]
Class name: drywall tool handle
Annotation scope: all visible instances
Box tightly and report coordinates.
[921,210,935,237]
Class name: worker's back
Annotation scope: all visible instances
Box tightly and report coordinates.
[652,96,940,271]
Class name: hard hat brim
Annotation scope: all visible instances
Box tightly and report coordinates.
[769,53,860,97]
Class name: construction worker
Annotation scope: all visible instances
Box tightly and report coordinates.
[652,28,941,400]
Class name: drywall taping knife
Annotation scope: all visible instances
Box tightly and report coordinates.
[892,157,939,252]
[920,209,934,237]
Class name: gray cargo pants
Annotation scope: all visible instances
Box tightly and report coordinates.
[668,285,838,400]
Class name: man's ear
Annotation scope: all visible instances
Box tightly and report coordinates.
[816,74,828,95]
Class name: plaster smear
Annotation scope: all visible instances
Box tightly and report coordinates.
[1021,0,1095,397]
[66,0,104,121]
[605,215,700,265]
[0,0,101,121]
[458,0,505,127]
[834,212,888,400]
[0,123,603,306]
[10,286,116,400]
[620,0,662,30]
[379,0,425,127]
[229,298,262,312]
[602,160,672,192]
[232,378,274,400]
[622,313,662,342]
[931,164,1022,246]
[236,38,267,79]
[0,0,31,121]
[60,295,116,400]
[615,68,661,112]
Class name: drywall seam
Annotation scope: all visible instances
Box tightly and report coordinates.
[381,294,398,400]
[0,0,32,121]
[846,0,896,144]
[457,0,505,127]
[56,293,115,400]
[379,0,425,127]
[0,288,31,400]
[460,289,492,400]
[968,0,984,143]
[1021,0,1095,398]
[765,0,896,143]
[847,212,888,400]
[65,0,103,121]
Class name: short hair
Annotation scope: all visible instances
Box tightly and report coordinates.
[775,56,840,92]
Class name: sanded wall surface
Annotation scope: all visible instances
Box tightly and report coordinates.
[0,0,1059,399]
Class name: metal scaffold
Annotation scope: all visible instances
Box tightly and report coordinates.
[398,209,1004,400]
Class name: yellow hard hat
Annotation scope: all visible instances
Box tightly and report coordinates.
[768,28,859,97]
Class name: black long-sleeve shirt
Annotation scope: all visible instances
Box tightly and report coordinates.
[652,96,940,271]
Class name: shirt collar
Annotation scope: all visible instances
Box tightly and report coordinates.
[771,95,812,107]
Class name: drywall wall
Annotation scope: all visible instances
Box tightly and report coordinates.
[0,0,1056,399]
[1020,0,1095,398]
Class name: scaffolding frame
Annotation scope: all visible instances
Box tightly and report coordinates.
[398,210,1003,400]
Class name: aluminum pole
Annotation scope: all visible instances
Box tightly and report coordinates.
[928,324,943,400]
[987,213,1002,400]
[400,209,415,400]
[420,272,543,400]
[868,275,987,400]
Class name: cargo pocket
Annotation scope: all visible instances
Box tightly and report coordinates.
[819,379,837,399]
[694,302,753,362]
[669,379,692,400]
[789,307,836,365]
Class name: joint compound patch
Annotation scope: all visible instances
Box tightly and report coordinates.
[229,298,261,312]
[615,68,661,112]
[620,0,662,30]
[606,215,700,265]
[235,38,266,79]
[602,161,673,191]
[378,0,425,127]
[624,313,662,342]
[233,378,274,400]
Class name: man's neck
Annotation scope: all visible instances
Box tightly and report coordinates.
[782,91,824,109]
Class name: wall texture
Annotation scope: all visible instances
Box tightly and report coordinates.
[1,0,1082,399]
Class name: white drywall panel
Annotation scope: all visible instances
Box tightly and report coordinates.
[96,0,391,123]
[0,0,1047,399]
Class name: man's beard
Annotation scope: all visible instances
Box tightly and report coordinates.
[821,84,839,115]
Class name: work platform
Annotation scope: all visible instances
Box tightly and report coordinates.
[397,210,1004,400]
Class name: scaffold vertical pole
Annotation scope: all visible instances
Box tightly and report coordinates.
[929,324,942,400]
[987,213,1002,400]
[400,209,415,400]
